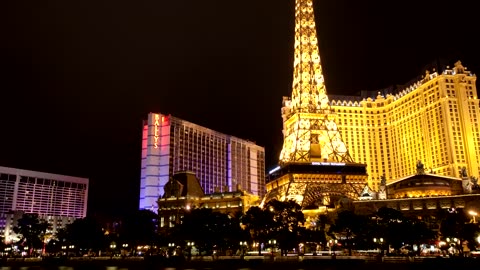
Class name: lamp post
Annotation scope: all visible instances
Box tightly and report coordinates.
[252,242,259,256]
[69,245,75,257]
[379,238,384,256]
[268,239,276,256]
[239,241,247,259]
[187,241,195,260]
[110,243,116,257]
[168,243,175,256]
[122,243,129,257]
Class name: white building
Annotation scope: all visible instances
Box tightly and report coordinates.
[139,112,266,212]
[0,166,89,243]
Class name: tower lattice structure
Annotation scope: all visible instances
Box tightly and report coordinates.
[263,0,367,210]
[279,0,353,164]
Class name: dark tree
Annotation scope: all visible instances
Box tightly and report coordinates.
[45,239,61,254]
[461,222,480,251]
[329,210,372,255]
[440,208,477,255]
[120,209,158,250]
[406,219,437,255]
[241,205,274,255]
[264,199,305,256]
[375,207,408,254]
[13,213,49,256]
[302,215,329,253]
[171,208,242,256]
[63,217,105,254]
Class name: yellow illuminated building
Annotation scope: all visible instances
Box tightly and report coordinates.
[276,0,479,200]
[324,62,479,191]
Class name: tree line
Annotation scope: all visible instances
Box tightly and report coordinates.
[5,199,480,257]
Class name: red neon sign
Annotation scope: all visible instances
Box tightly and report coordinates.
[154,114,160,148]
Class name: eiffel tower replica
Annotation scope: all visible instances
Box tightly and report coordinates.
[264,0,368,209]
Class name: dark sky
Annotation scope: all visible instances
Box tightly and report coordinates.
[1,0,478,219]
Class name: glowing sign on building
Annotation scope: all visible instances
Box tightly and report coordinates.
[312,162,345,166]
[154,114,160,148]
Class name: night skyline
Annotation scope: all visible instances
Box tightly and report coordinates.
[1,0,479,219]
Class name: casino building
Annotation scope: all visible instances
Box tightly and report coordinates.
[325,61,479,191]
[139,113,266,212]
[0,166,89,243]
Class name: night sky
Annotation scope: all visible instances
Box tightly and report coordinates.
[1,0,479,219]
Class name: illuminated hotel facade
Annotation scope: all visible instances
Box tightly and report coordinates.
[0,166,89,243]
[139,112,266,212]
[267,0,480,218]
[319,61,479,191]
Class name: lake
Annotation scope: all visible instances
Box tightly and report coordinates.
[1,255,479,270]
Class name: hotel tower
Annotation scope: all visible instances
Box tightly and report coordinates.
[139,113,266,212]
[326,61,479,191]
[0,166,88,243]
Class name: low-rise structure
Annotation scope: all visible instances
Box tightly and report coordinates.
[157,171,260,232]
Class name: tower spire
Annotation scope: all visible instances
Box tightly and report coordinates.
[291,0,328,112]
[279,0,353,164]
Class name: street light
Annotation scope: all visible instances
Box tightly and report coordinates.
[239,241,247,258]
[110,243,116,257]
[187,241,195,260]
[268,239,277,255]
[168,243,175,256]
[469,210,478,223]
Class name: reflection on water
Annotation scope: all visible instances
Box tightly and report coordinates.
[1,256,479,270]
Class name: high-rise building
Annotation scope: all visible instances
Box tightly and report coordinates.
[324,61,479,191]
[0,166,89,243]
[139,113,266,212]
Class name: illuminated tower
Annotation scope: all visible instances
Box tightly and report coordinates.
[264,0,367,209]
[279,0,353,164]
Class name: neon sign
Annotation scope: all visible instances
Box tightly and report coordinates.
[154,114,160,148]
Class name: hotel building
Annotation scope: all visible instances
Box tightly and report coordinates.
[0,166,89,243]
[320,61,479,190]
[139,113,266,212]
